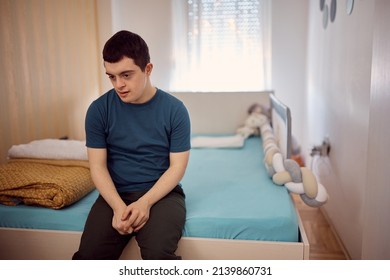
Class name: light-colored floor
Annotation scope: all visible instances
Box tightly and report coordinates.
[292,194,349,260]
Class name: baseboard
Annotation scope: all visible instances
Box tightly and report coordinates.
[320,207,351,259]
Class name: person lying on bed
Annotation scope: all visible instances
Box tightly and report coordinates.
[72,30,191,260]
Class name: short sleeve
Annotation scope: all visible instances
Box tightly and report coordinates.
[85,101,107,148]
[170,103,191,153]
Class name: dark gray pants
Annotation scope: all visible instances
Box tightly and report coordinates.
[72,186,186,260]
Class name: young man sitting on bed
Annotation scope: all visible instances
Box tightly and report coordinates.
[72,30,191,260]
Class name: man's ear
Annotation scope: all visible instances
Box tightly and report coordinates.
[145,63,153,75]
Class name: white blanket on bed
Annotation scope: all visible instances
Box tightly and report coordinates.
[191,134,245,148]
[8,139,88,161]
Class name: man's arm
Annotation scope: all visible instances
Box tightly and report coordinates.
[87,147,129,234]
[121,150,190,232]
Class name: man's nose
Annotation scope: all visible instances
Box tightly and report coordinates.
[115,77,125,88]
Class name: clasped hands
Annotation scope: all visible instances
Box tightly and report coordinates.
[112,199,150,235]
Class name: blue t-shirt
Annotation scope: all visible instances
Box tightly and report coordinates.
[85,88,191,193]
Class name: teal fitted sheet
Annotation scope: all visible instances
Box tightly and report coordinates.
[0,188,98,231]
[0,137,298,242]
[181,136,298,241]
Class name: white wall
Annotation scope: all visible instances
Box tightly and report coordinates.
[272,0,390,260]
[306,0,376,259]
[361,0,390,260]
[271,0,309,150]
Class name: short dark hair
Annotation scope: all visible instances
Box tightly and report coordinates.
[103,30,150,71]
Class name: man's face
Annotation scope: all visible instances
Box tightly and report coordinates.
[104,57,152,104]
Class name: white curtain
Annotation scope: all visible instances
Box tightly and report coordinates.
[170,0,271,92]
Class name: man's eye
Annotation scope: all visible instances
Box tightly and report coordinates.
[108,76,115,81]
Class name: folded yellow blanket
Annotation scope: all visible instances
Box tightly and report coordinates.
[0,159,94,209]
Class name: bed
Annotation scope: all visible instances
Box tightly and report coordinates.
[0,91,310,260]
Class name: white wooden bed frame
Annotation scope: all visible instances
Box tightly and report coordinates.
[0,91,310,260]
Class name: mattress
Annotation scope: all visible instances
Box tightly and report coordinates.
[182,136,298,242]
[0,137,298,242]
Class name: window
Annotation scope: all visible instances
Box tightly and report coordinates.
[170,0,271,92]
